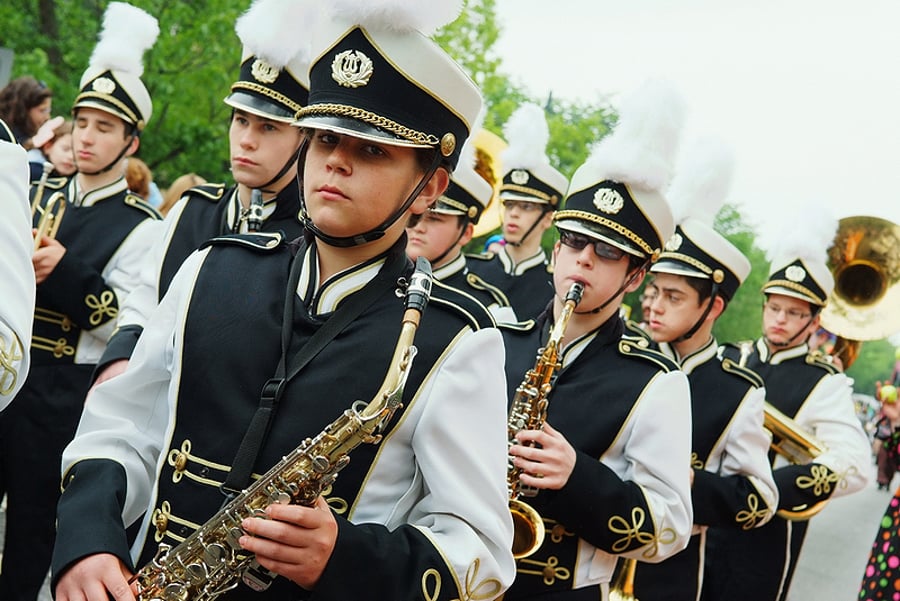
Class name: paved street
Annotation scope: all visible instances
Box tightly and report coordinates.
[0,463,891,600]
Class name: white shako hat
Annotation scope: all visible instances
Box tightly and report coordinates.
[224,0,314,123]
[498,102,568,208]
[651,137,751,301]
[73,2,159,132]
[555,79,687,261]
[294,0,482,170]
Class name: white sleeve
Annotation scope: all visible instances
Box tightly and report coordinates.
[796,371,871,497]
[63,247,209,524]
[0,142,35,409]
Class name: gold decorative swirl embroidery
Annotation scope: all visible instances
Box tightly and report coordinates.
[166,439,235,487]
[151,500,201,543]
[0,332,23,395]
[735,493,768,530]
[546,519,574,544]
[85,290,118,326]
[422,558,502,600]
[608,507,675,559]
[690,452,704,469]
[517,555,571,586]
[795,464,840,497]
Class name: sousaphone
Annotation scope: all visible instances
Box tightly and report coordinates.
[471,128,507,238]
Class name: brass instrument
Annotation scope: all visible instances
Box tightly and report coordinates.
[609,557,639,601]
[130,258,434,600]
[471,128,507,239]
[507,282,584,559]
[33,191,66,251]
[30,160,54,216]
[820,215,900,367]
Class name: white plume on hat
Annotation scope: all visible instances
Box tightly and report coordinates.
[501,103,551,171]
[327,0,462,35]
[88,2,159,78]
[762,200,838,265]
[668,136,735,226]
[236,0,316,68]
[583,78,688,193]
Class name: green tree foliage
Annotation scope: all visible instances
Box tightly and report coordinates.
[846,339,896,395]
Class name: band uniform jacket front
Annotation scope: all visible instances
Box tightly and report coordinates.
[433,253,517,324]
[0,141,35,408]
[631,336,778,601]
[53,233,516,600]
[467,246,554,321]
[704,338,870,601]
[99,178,305,370]
[501,313,693,598]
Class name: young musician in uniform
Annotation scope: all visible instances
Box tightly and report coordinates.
[502,80,693,601]
[0,4,162,599]
[467,103,567,320]
[406,144,516,323]
[52,2,515,600]
[94,0,312,384]
[703,208,871,601]
[0,121,35,411]
[631,139,778,601]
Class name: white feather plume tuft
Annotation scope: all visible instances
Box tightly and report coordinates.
[583,78,687,192]
[88,2,159,77]
[667,136,735,226]
[236,0,317,68]
[501,103,550,170]
[327,0,462,35]
[761,201,838,263]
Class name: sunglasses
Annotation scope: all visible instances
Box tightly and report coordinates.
[559,230,627,261]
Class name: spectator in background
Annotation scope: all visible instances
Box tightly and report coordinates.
[125,156,162,208]
[158,172,207,217]
[0,76,55,152]
[34,118,75,178]
[874,382,900,491]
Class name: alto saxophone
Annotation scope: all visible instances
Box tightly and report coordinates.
[507,281,583,559]
[130,257,434,600]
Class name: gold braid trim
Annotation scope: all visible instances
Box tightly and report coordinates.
[659,251,713,275]
[421,558,503,601]
[516,555,571,586]
[795,464,841,497]
[0,332,23,395]
[555,209,654,255]
[297,103,440,146]
[231,81,304,115]
[763,279,826,305]
[500,183,556,204]
[436,196,469,214]
[75,92,139,126]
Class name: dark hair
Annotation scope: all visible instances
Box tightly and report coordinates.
[0,76,52,138]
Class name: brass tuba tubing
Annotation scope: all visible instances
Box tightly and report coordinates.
[507,282,583,559]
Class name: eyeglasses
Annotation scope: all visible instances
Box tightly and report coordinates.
[763,302,810,321]
[502,199,544,213]
[559,230,627,261]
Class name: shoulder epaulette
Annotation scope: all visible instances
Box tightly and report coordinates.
[202,231,284,252]
[464,251,495,262]
[430,278,495,331]
[496,318,536,333]
[124,193,162,220]
[465,272,511,307]
[806,350,841,374]
[717,340,754,362]
[720,357,765,388]
[623,319,652,342]
[185,182,227,202]
[618,338,678,373]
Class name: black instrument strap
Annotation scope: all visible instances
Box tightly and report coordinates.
[221,242,408,497]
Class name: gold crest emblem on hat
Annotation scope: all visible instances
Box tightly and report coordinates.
[92,77,116,95]
[510,169,530,185]
[332,50,374,88]
[593,187,625,214]
[251,59,280,84]
[665,233,683,251]
[785,265,806,282]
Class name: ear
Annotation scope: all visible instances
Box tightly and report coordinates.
[458,222,475,248]
[539,209,555,230]
[410,167,449,215]
[125,135,141,157]
[709,295,726,321]
[624,266,647,293]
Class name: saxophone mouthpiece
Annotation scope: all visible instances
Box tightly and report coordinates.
[566,281,585,305]
[406,257,433,314]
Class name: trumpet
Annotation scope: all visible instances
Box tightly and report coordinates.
[609,557,639,601]
[31,161,54,216]
[33,191,67,251]
[507,282,583,559]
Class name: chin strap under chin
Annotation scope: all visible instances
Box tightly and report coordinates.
[429,222,467,267]
[77,131,137,177]
[302,149,443,248]
[764,312,817,349]
[506,206,552,249]
[673,283,720,343]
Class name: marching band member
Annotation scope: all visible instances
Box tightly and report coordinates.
[632,138,778,601]
[0,4,162,599]
[406,140,516,323]
[502,80,693,601]
[93,0,312,385]
[0,122,35,411]
[52,2,515,599]
[467,102,567,320]
[703,205,870,601]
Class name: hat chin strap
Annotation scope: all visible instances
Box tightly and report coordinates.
[302,147,442,248]
[765,313,817,349]
[429,221,467,267]
[506,206,552,248]
[574,260,650,316]
[673,284,719,343]
[257,141,303,194]
[77,130,138,177]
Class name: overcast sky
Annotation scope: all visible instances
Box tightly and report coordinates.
[491,0,900,244]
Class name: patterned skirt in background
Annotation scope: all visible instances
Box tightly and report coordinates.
[860,490,900,600]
